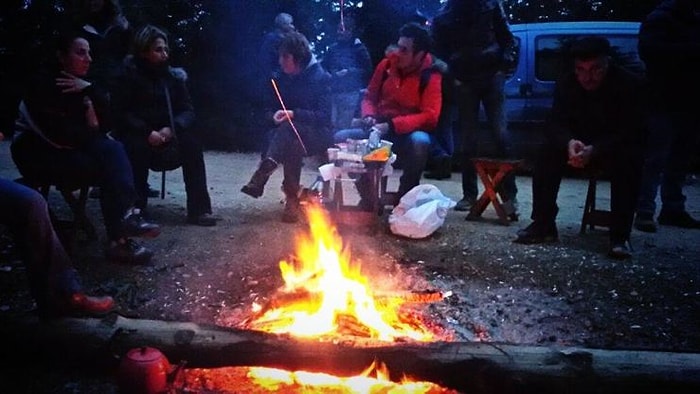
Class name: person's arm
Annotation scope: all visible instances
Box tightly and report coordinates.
[360,58,390,119]
[168,70,196,133]
[390,70,442,135]
[289,69,333,130]
[545,76,576,149]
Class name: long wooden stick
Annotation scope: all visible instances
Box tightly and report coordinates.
[271,79,307,155]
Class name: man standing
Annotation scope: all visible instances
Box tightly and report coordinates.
[259,13,296,84]
[633,0,700,232]
[334,22,442,201]
[513,37,646,259]
[431,0,518,213]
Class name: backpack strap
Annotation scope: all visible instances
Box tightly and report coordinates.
[379,60,438,97]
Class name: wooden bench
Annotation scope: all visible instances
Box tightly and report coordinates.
[466,158,523,225]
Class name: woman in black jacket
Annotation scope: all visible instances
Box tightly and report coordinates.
[115,25,216,226]
[241,31,333,223]
[11,30,159,265]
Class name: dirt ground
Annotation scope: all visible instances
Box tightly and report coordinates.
[1,144,699,392]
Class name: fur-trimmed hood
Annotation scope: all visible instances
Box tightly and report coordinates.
[123,54,188,81]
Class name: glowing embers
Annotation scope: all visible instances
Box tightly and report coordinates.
[181,361,458,393]
[244,203,441,342]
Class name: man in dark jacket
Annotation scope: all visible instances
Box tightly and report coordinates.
[322,15,373,130]
[634,0,700,232]
[514,37,646,259]
[431,0,518,213]
[241,31,333,223]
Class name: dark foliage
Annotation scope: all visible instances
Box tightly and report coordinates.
[0,0,657,151]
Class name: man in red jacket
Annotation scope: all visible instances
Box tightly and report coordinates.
[334,22,442,201]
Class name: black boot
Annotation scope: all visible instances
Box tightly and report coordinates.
[424,156,452,180]
[282,193,301,223]
[281,161,302,223]
[241,158,278,198]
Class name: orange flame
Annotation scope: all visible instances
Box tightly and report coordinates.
[247,204,436,342]
[248,360,456,393]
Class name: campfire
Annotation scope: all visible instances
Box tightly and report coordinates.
[242,203,447,342]
[178,203,457,392]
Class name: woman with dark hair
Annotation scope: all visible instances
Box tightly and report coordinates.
[11,30,159,265]
[241,31,333,223]
[114,25,216,226]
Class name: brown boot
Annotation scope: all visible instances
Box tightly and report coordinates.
[241,158,278,198]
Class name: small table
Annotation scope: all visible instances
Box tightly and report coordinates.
[327,159,394,231]
[466,158,523,225]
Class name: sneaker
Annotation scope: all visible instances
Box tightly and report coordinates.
[454,197,476,212]
[42,293,115,319]
[106,239,153,265]
[124,211,160,238]
[513,221,559,244]
[608,240,633,260]
[187,213,218,227]
[657,210,700,229]
[634,212,657,233]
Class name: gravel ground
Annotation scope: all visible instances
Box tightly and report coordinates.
[1,145,699,392]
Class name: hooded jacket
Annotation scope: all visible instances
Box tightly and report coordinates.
[361,52,442,135]
[116,55,195,138]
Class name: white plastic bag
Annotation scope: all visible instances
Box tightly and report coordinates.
[388,184,456,239]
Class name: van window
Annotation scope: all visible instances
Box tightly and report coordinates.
[535,34,644,82]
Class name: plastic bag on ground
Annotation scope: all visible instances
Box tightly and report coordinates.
[388,184,456,239]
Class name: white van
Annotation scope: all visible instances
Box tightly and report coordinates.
[504,21,644,127]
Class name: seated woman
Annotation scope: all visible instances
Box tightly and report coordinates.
[11,30,159,265]
[114,25,216,227]
[241,31,333,223]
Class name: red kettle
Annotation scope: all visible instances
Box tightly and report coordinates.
[118,346,172,394]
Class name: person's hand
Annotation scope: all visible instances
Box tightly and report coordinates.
[568,141,594,169]
[373,122,390,135]
[148,130,166,147]
[84,97,99,129]
[273,109,293,125]
[567,139,585,159]
[56,71,91,93]
[0,131,5,142]
[158,127,173,142]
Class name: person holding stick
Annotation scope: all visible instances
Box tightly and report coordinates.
[241,31,332,223]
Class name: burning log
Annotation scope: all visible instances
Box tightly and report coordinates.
[1,314,699,393]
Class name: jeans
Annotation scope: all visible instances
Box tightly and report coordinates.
[0,178,82,312]
[636,110,699,216]
[457,72,517,202]
[11,133,139,241]
[334,127,432,197]
[266,122,329,196]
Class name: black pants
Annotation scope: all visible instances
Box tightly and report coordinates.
[531,142,643,243]
[120,131,212,218]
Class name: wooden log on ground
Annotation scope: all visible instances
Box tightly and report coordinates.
[1,315,699,393]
